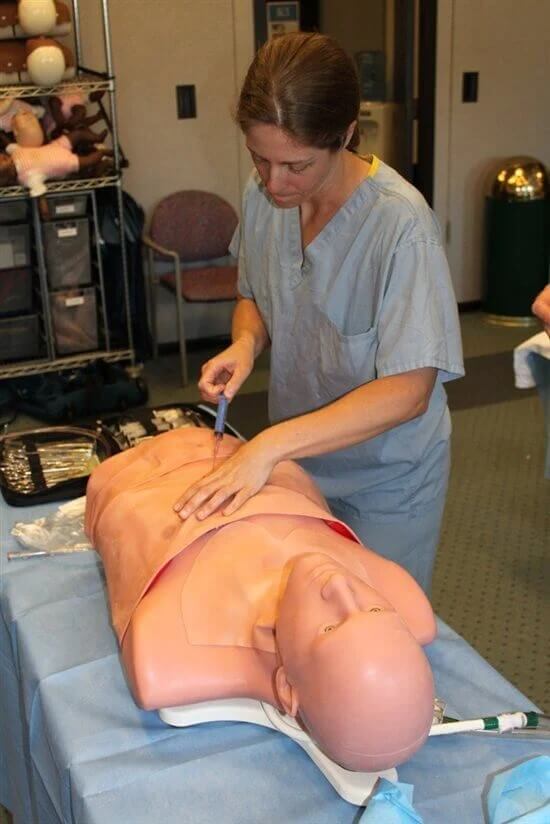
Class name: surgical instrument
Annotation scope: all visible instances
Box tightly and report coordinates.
[430,710,550,738]
[8,546,92,561]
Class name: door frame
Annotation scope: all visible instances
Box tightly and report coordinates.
[432,0,453,235]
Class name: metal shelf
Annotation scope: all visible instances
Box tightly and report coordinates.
[0,350,133,380]
[0,72,113,101]
[0,1,136,379]
[0,175,121,201]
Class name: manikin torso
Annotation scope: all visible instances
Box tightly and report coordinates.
[86,428,436,713]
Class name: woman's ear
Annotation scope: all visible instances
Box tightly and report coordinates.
[274,666,299,717]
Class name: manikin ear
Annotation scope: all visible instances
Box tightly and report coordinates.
[274,666,299,717]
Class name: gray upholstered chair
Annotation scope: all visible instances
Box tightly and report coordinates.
[143,190,239,385]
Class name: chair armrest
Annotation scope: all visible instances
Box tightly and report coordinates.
[143,235,180,263]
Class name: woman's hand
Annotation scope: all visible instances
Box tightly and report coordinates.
[173,437,276,520]
[198,336,255,402]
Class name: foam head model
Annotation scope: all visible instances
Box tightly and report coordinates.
[26,36,68,84]
[17,0,57,35]
[0,3,19,37]
[86,428,437,773]
[0,0,71,39]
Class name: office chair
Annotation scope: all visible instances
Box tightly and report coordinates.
[143,190,238,385]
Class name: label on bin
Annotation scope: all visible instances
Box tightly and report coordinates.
[0,243,14,267]
[55,204,76,215]
[57,226,78,238]
[65,297,85,307]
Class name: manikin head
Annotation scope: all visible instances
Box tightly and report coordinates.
[18,0,57,37]
[275,553,434,771]
[26,38,67,86]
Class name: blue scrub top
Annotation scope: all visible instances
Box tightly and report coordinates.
[230,157,464,521]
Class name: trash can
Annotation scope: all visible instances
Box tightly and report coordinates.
[484,156,549,326]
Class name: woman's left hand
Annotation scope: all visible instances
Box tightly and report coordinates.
[173,437,276,521]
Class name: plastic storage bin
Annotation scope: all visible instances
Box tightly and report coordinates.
[0,200,27,223]
[50,287,98,354]
[41,195,88,221]
[0,224,30,270]
[43,218,91,288]
[0,314,41,361]
[0,267,33,316]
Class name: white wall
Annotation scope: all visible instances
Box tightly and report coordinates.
[434,0,550,302]
[71,1,254,343]
[76,0,254,219]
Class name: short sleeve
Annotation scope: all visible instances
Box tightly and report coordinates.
[376,239,464,383]
[229,223,253,299]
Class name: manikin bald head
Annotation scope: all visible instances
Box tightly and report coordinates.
[275,553,434,771]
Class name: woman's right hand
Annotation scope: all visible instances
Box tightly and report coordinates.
[198,337,255,402]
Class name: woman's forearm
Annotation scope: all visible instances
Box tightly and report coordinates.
[260,367,437,463]
[232,296,270,358]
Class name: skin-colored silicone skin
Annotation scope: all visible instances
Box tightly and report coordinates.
[87,429,437,771]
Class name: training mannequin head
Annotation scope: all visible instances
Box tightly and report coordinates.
[274,553,434,770]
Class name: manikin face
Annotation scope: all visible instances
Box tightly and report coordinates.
[274,552,435,771]
[276,552,397,668]
[245,122,346,208]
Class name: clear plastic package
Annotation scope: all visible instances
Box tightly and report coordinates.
[10,496,91,557]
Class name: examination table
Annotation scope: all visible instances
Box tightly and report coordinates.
[1,496,548,824]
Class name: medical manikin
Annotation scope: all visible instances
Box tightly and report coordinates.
[86,428,436,773]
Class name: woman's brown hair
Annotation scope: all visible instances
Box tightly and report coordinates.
[236,32,360,152]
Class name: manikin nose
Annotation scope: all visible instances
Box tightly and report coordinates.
[321,572,359,615]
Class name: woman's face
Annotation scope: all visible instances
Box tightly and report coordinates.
[245,122,343,208]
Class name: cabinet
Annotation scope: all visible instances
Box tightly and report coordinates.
[0,0,135,379]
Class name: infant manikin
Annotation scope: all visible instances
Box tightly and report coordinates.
[86,428,436,772]
[0,111,109,196]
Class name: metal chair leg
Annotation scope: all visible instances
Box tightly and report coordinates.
[146,246,159,359]
[174,262,188,386]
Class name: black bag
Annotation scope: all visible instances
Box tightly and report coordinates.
[7,362,148,423]
[95,188,152,361]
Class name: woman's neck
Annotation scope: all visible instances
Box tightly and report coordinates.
[306,150,371,217]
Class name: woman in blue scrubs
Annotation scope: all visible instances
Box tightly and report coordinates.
[174,32,464,592]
